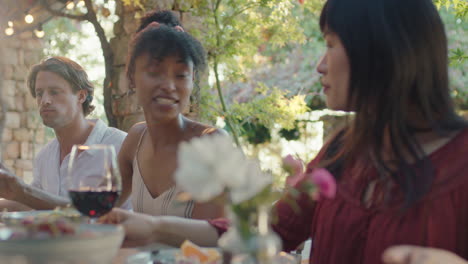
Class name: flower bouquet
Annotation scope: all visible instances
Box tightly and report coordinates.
[175,134,337,263]
[281,154,337,212]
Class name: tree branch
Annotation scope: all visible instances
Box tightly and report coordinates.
[41,0,117,127]
[211,0,242,148]
[40,0,88,21]
[82,0,117,127]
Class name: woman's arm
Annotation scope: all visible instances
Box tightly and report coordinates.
[272,188,316,252]
[100,208,219,248]
[191,201,224,219]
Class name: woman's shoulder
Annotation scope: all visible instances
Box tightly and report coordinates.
[127,122,148,138]
[185,119,227,137]
[120,122,147,157]
[424,128,468,199]
[202,126,228,136]
[430,127,468,163]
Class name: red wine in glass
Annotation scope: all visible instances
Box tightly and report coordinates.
[67,144,122,221]
[69,189,120,218]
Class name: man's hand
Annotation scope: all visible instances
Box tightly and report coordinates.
[0,168,25,201]
[382,245,468,264]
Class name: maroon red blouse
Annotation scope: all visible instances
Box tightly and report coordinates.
[210,128,468,264]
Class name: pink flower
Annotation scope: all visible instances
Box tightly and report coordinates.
[282,155,303,175]
[283,155,304,187]
[282,156,337,200]
[309,168,336,199]
[286,172,304,187]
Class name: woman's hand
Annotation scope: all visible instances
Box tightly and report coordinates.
[382,245,468,264]
[99,208,159,248]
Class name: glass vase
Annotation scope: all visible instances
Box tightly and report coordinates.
[218,204,282,264]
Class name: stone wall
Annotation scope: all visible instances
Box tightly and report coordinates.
[0,31,45,183]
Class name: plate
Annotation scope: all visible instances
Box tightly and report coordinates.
[126,249,179,264]
[0,223,124,264]
[1,209,87,225]
[127,247,223,264]
[127,248,302,264]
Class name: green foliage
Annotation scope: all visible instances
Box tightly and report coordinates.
[181,0,308,145]
[229,85,309,130]
[230,184,282,239]
[278,122,301,141]
[121,0,146,10]
[42,18,102,91]
[242,2,327,113]
[434,0,468,18]
[240,121,272,145]
[435,1,468,66]
[197,84,221,122]
[438,7,468,109]
[189,0,305,70]
[450,48,468,66]
[42,18,87,58]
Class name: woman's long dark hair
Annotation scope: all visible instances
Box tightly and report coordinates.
[318,0,467,207]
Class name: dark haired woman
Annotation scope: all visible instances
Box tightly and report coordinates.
[269,0,468,262]
[104,0,468,262]
[116,25,225,219]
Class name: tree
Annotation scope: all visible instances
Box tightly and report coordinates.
[39,0,310,140]
[174,0,311,146]
[40,0,118,126]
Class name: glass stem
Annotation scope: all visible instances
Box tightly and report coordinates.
[258,205,270,235]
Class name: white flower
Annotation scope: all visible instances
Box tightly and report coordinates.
[175,134,272,204]
[175,134,247,202]
[229,161,272,204]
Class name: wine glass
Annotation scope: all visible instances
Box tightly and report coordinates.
[67,144,121,222]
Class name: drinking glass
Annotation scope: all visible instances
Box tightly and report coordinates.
[67,144,121,221]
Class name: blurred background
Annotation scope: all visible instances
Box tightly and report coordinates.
[0,0,466,187]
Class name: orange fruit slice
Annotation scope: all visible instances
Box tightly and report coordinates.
[181,240,209,263]
[205,248,221,263]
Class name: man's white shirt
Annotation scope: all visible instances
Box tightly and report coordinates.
[31,119,132,209]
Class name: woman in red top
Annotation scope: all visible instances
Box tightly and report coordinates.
[271,0,468,262]
[102,0,468,263]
